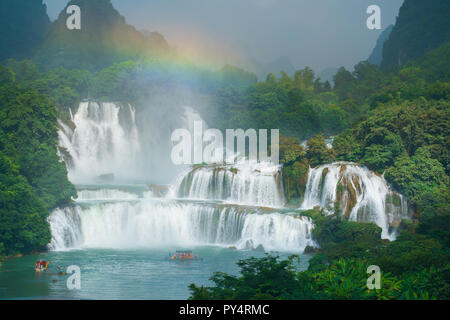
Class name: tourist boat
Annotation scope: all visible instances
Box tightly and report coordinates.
[35,260,49,272]
[169,250,199,261]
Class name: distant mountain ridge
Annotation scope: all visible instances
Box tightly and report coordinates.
[34,0,170,70]
[263,56,296,78]
[368,25,393,66]
[246,56,296,80]
[318,67,339,85]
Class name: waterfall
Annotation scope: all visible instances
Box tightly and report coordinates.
[58,101,141,183]
[175,160,285,208]
[49,199,315,252]
[51,101,317,254]
[301,162,410,240]
[74,184,160,201]
[76,189,141,201]
[53,101,410,251]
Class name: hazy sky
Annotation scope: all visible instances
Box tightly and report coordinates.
[43,0,404,72]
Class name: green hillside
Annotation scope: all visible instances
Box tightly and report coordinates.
[381,0,450,69]
[35,0,169,70]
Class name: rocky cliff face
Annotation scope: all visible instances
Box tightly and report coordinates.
[381,0,450,69]
[368,25,393,66]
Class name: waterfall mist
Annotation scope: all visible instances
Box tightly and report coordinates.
[58,91,208,184]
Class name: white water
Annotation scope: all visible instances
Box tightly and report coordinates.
[52,101,409,255]
[58,102,141,183]
[49,200,315,252]
[75,184,159,201]
[76,189,141,201]
[301,162,409,240]
[52,102,314,253]
[176,160,285,208]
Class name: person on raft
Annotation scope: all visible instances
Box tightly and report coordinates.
[35,260,49,272]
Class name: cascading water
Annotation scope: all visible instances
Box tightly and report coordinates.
[49,198,315,252]
[52,102,410,252]
[76,188,142,201]
[51,102,315,253]
[58,101,141,183]
[175,161,285,208]
[301,162,410,240]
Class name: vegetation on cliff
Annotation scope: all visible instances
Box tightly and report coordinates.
[381,0,450,69]
[0,63,76,258]
[34,0,169,71]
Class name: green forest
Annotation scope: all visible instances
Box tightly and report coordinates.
[188,44,450,298]
[0,0,449,300]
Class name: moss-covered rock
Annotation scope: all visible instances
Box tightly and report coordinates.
[282,158,309,204]
[312,215,383,248]
[304,245,319,254]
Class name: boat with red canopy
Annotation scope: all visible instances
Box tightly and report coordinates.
[35,260,49,272]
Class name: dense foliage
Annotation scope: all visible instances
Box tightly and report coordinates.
[208,68,346,140]
[190,207,449,300]
[189,252,448,300]
[279,133,335,204]
[0,64,76,258]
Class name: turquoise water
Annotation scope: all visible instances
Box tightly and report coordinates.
[0,247,311,300]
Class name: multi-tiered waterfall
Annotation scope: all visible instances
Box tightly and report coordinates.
[50,101,410,254]
[175,161,285,208]
[301,162,410,240]
[50,101,316,253]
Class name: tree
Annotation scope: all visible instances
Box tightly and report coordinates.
[333,67,355,91]
[0,151,51,256]
[306,134,335,167]
[0,63,76,258]
[189,255,306,300]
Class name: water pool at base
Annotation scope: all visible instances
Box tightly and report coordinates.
[0,247,311,300]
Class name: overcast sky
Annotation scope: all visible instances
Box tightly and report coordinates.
[43,0,404,72]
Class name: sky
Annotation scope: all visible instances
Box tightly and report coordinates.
[43,0,404,73]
